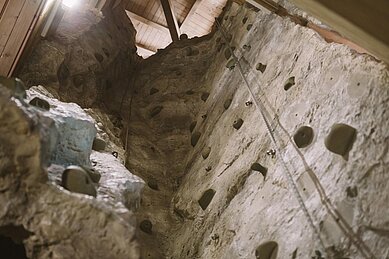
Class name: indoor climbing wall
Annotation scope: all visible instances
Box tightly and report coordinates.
[166,2,389,259]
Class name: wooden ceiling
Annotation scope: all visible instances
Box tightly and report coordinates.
[123,0,227,58]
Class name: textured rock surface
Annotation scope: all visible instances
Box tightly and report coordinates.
[18,4,139,111]
[0,87,140,258]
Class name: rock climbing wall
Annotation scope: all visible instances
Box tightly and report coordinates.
[161,2,389,259]
[12,1,389,258]
[18,3,140,111]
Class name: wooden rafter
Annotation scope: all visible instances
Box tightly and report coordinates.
[180,0,203,29]
[136,43,156,55]
[125,10,169,33]
[160,0,180,41]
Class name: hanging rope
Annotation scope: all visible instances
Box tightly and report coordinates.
[215,17,327,255]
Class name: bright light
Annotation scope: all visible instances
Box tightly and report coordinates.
[62,0,78,8]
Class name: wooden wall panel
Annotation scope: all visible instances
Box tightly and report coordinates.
[0,0,46,76]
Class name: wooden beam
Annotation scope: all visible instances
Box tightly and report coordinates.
[136,43,156,55]
[180,0,203,29]
[289,0,389,63]
[160,0,180,41]
[125,10,169,33]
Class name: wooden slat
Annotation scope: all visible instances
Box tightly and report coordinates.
[0,0,9,17]
[160,0,180,41]
[0,0,42,76]
[126,10,169,33]
[180,0,203,29]
[0,0,26,55]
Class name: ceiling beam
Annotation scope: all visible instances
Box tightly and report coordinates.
[136,43,156,55]
[180,0,204,29]
[160,0,180,41]
[125,10,169,33]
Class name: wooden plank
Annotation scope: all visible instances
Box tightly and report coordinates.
[0,0,41,76]
[180,0,203,29]
[0,0,9,18]
[136,43,156,54]
[290,0,389,63]
[125,10,169,33]
[0,0,26,55]
[160,0,180,41]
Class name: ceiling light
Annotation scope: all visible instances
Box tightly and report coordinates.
[62,0,78,8]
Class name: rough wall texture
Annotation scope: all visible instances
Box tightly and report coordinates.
[0,86,141,258]
[122,2,389,259]
[18,4,140,111]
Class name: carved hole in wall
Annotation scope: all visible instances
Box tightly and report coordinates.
[202,147,211,159]
[191,131,202,147]
[150,106,163,118]
[255,241,278,259]
[224,98,232,110]
[226,59,236,70]
[242,17,248,24]
[94,53,104,63]
[247,24,253,31]
[201,92,210,102]
[243,44,251,51]
[256,63,267,73]
[148,179,159,191]
[250,163,267,177]
[140,220,153,234]
[224,47,235,60]
[189,121,197,132]
[198,189,216,210]
[284,77,295,91]
[233,118,244,130]
[324,123,356,156]
[0,225,32,259]
[293,126,314,148]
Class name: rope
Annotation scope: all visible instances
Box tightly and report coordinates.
[215,18,327,254]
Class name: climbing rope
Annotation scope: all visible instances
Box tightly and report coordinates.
[215,18,376,259]
[215,18,328,255]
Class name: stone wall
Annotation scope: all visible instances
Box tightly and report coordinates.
[163,3,389,259]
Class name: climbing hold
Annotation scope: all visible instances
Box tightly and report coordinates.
[324,123,356,156]
[80,166,101,183]
[266,149,276,158]
[255,241,278,259]
[284,76,295,91]
[224,47,235,60]
[242,17,248,24]
[148,179,159,191]
[346,186,358,198]
[140,220,153,234]
[250,163,268,177]
[247,24,253,31]
[201,114,207,120]
[245,101,253,107]
[205,166,212,172]
[201,92,210,102]
[191,131,201,147]
[224,98,232,109]
[226,59,236,70]
[62,166,97,197]
[293,126,314,148]
[112,151,118,158]
[150,106,163,118]
[198,189,216,210]
[149,87,159,95]
[202,147,211,159]
[94,53,104,63]
[233,118,244,130]
[243,44,251,51]
[189,121,197,132]
[92,137,106,151]
[29,97,50,111]
[256,63,267,73]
